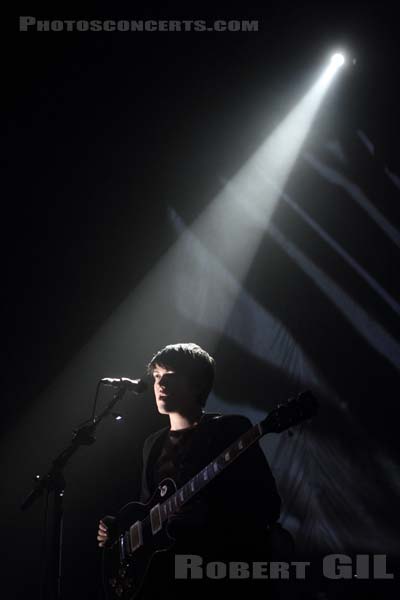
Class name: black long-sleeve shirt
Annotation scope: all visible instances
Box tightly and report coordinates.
[139,412,281,557]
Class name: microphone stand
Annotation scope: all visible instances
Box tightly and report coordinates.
[21,386,128,600]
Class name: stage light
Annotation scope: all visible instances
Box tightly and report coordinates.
[318,51,347,88]
[331,53,345,67]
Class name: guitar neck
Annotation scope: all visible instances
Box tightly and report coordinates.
[157,422,263,524]
[155,390,317,526]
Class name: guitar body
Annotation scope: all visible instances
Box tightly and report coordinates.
[103,478,177,600]
[102,392,317,599]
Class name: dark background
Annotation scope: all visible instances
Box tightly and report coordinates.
[2,3,400,599]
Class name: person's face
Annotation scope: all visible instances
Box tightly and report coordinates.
[152,364,199,415]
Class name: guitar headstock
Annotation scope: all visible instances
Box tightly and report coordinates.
[261,390,318,434]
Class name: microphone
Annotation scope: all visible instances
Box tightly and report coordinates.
[100,377,148,394]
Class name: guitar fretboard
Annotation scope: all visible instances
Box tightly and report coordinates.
[157,423,262,523]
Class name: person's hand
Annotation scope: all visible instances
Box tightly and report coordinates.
[97,515,117,548]
[97,519,109,548]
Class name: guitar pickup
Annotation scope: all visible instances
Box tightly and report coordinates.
[129,520,143,553]
[150,504,162,535]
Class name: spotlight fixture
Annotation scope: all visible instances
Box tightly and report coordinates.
[330,53,345,67]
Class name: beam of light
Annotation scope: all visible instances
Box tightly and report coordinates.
[272,421,400,554]
[268,223,400,370]
[168,54,347,336]
[357,129,375,155]
[304,151,400,247]
[263,179,400,316]
[318,53,346,88]
[168,207,325,392]
[2,56,346,450]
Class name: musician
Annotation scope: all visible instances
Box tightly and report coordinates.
[97,342,283,594]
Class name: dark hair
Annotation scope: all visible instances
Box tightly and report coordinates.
[147,343,215,407]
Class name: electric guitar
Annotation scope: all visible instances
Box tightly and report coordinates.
[103,390,318,599]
